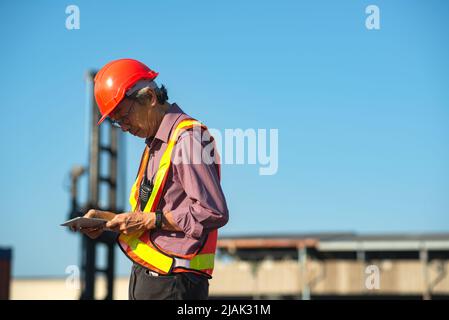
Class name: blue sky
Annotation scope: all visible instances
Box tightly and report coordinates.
[0,0,448,277]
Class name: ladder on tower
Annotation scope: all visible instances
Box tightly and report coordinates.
[67,70,126,300]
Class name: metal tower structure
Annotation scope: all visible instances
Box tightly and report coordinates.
[67,70,125,300]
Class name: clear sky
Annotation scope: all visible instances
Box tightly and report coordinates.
[1,0,448,277]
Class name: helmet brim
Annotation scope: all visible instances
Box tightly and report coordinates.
[97,111,111,125]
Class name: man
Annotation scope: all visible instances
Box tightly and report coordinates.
[77,58,229,300]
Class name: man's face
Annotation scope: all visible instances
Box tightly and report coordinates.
[109,98,151,138]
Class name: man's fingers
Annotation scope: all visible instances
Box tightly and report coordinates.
[108,225,121,233]
[104,214,126,233]
[82,227,103,239]
[90,229,103,239]
[80,226,98,232]
[79,226,100,237]
[106,220,119,229]
[84,209,97,218]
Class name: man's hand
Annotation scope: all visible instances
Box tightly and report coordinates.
[106,211,154,235]
[75,209,116,239]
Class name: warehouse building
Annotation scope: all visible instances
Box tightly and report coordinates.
[6,233,449,300]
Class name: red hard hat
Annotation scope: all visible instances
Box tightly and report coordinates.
[94,58,159,125]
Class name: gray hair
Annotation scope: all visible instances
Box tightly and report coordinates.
[126,79,169,105]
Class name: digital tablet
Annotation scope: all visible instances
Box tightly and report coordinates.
[61,217,108,229]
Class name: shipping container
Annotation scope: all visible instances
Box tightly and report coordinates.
[0,248,12,300]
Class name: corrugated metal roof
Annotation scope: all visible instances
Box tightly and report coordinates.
[217,233,449,251]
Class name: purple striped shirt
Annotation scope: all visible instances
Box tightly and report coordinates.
[140,103,229,255]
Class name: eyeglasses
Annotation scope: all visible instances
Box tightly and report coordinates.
[109,100,136,128]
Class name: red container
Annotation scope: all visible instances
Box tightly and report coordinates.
[0,248,12,300]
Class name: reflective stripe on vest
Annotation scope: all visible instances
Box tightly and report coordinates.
[117,119,219,278]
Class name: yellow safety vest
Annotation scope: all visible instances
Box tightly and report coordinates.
[117,119,219,278]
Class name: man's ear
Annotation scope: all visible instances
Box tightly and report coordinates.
[144,87,158,108]
[135,87,157,108]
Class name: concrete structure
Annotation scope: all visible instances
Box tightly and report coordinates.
[214,233,449,299]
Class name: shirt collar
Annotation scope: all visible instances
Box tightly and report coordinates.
[145,103,186,145]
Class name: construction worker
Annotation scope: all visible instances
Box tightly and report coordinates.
[78,58,229,300]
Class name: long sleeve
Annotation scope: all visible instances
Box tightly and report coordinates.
[169,131,229,239]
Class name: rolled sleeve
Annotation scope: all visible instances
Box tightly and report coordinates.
[169,131,229,239]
